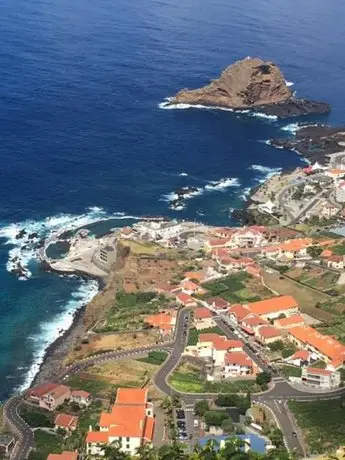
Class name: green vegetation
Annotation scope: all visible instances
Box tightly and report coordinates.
[205,410,230,427]
[169,370,204,393]
[137,350,168,365]
[29,430,64,460]
[202,273,267,303]
[267,340,297,358]
[288,398,345,454]
[204,379,260,394]
[215,393,251,414]
[20,405,54,428]
[256,371,272,388]
[194,400,210,416]
[279,365,302,378]
[187,326,224,346]
[66,374,114,396]
[96,292,167,332]
[316,321,345,343]
[331,242,345,255]
[310,359,326,369]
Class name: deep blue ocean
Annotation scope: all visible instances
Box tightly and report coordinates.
[0,0,344,400]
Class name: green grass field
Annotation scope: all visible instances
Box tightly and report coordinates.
[137,350,168,365]
[29,430,64,460]
[169,371,204,393]
[203,273,264,304]
[288,399,345,454]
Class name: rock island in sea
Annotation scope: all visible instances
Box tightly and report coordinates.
[169,57,330,118]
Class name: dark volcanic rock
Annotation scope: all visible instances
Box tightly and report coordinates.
[15,229,27,239]
[270,125,345,164]
[169,57,330,118]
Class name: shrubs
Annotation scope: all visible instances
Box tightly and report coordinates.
[215,394,251,415]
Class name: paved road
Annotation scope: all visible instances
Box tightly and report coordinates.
[3,396,34,460]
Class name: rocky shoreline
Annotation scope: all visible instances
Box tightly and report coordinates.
[270,124,345,164]
[169,57,330,118]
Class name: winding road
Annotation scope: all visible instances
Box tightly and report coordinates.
[4,306,345,459]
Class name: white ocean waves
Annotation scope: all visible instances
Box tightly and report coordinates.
[205,177,240,191]
[281,122,301,135]
[16,278,99,393]
[249,165,282,184]
[285,80,294,87]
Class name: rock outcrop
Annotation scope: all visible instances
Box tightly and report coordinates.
[170,57,330,118]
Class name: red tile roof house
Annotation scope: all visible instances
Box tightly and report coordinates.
[246,295,299,321]
[30,384,71,411]
[222,351,255,377]
[54,414,79,432]
[227,304,251,324]
[47,452,78,460]
[327,255,345,270]
[274,314,304,329]
[205,297,230,313]
[189,333,243,366]
[70,390,92,407]
[240,314,268,335]
[144,311,177,336]
[180,279,207,295]
[256,326,282,345]
[86,388,154,457]
[175,293,198,308]
[285,350,312,367]
[193,307,216,330]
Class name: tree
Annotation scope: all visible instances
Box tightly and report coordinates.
[221,417,234,434]
[172,395,182,408]
[195,400,210,417]
[307,246,322,258]
[135,444,158,460]
[103,440,131,459]
[205,410,229,427]
[256,372,272,387]
[268,428,284,448]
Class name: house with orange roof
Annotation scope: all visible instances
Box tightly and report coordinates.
[227,304,251,324]
[184,267,222,284]
[204,237,232,252]
[213,228,236,239]
[39,384,71,411]
[261,245,280,258]
[186,333,243,366]
[326,168,345,180]
[240,314,268,335]
[180,279,207,295]
[47,452,78,460]
[274,314,304,329]
[205,297,230,313]
[246,263,261,278]
[175,293,198,308]
[54,414,78,432]
[285,350,312,367]
[193,307,216,330]
[246,295,299,320]
[223,351,255,377]
[301,367,341,389]
[321,249,333,258]
[256,326,282,345]
[154,283,180,296]
[217,256,242,271]
[287,326,345,369]
[276,238,313,259]
[27,382,59,405]
[70,390,91,407]
[86,388,154,457]
[145,311,177,335]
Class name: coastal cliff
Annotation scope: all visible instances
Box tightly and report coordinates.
[170,57,330,118]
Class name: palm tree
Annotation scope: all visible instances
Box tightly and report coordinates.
[159,442,189,460]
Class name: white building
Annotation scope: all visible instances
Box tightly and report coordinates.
[301,367,341,389]
[186,333,242,366]
[86,388,154,457]
[133,220,183,241]
[222,351,255,377]
[336,181,345,203]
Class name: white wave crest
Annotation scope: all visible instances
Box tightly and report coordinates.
[16,279,99,392]
[250,165,282,174]
[285,80,294,87]
[205,177,240,191]
[240,187,252,201]
[159,98,278,121]
[281,123,300,134]
[179,172,188,177]
[0,207,140,279]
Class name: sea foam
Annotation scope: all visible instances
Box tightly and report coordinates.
[16,278,99,393]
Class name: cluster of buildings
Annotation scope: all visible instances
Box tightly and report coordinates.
[86,388,154,457]
[28,383,92,411]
